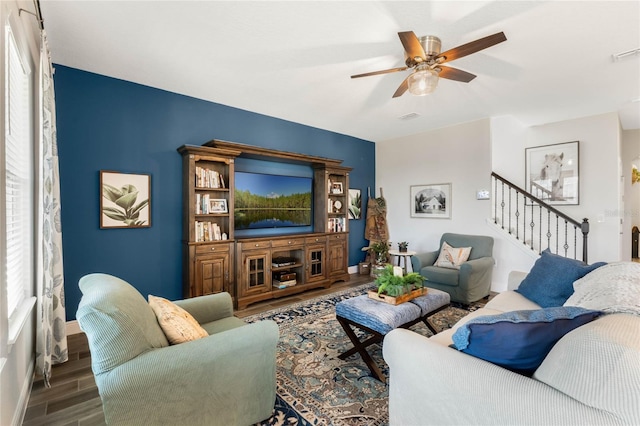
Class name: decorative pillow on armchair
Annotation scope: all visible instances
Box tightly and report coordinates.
[451,307,603,375]
[148,295,209,344]
[515,249,606,307]
[434,242,472,269]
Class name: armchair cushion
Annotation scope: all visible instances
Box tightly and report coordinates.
[434,242,471,269]
[421,266,460,287]
[451,306,602,375]
[516,249,606,308]
[77,274,169,375]
[148,295,209,344]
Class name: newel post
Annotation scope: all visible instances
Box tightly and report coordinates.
[581,218,590,264]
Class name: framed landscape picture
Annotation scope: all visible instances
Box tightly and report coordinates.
[525,141,579,205]
[100,171,151,228]
[410,183,451,219]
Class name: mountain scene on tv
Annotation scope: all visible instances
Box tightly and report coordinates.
[235,172,312,229]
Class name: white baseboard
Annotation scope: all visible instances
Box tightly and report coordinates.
[13,355,35,426]
[66,320,82,335]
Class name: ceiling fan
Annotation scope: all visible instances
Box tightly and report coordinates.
[351,31,507,97]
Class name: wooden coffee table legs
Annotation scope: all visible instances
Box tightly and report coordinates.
[336,315,386,382]
[336,304,449,382]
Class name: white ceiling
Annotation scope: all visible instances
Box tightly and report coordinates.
[39,1,640,142]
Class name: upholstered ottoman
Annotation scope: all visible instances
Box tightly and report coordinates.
[335,288,450,382]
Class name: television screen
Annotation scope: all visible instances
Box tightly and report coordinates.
[234,171,312,230]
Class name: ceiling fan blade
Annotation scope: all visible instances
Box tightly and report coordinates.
[398,31,426,61]
[392,76,410,98]
[437,32,507,63]
[438,66,477,83]
[351,66,408,79]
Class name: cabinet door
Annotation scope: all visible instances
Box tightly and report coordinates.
[194,251,230,295]
[305,244,326,283]
[238,248,271,297]
[328,236,347,277]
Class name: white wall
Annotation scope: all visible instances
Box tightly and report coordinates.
[492,112,622,264]
[376,119,507,279]
[378,118,537,291]
[379,112,625,292]
[621,129,640,260]
[524,113,622,263]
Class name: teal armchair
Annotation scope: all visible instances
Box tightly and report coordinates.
[77,273,279,425]
[411,233,494,304]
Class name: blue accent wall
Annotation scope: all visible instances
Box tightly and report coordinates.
[54,65,375,321]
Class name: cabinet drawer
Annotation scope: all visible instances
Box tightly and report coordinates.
[305,235,327,244]
[195,243,230,254]
[328,233,346,241]
[272,238,305,248]
[242,241,272,250]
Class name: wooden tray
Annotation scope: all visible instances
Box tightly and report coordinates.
[367,287,428,305]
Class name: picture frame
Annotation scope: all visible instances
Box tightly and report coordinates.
[525,141,579,205]
[209,198,228,213]
[410,183,451,219]
[348,188,362,220]
[100,170,151,228]
[331,181,343,194]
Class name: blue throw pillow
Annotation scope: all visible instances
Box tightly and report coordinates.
[515,249,606,307]
[451,307,602,375]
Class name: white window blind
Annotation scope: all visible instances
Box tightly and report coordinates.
[4,24,31,319]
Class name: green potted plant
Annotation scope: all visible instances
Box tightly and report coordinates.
[369,241,390,265]
[397,241,409,252]
[375,265,425,297]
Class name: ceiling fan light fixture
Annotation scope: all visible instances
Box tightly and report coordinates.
[408,67,439,96]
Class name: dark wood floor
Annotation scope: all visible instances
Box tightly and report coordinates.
[22,274,371,426]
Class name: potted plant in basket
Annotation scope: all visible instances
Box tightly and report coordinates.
[375,265,426,297]
[397,241,409,252]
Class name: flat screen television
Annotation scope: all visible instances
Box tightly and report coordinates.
[234,171,312,230]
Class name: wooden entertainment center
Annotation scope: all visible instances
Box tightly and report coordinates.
[178,140,351,309]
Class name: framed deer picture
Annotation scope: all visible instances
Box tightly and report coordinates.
[525,141,579,205]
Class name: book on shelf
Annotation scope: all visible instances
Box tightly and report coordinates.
[273,271,296,281]
[195,166,224,189]
[272,256,297,267]
[328,217,345,232]
[194,221,223,242]
[273,279,297,289]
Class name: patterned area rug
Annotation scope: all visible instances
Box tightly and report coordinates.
[247,283,485,426]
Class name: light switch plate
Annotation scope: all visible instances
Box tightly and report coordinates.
[476,189,490,200]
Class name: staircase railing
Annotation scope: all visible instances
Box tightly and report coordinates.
[491,172,590,263]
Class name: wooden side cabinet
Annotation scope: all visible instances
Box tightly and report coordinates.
[236,240,272,309]
[191,243,233,297]
[327,233,349,282]
[305,242,327,283]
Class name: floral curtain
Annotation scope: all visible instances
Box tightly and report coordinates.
[36,30,67,387]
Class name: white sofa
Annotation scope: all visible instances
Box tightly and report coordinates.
[383,270,640,425]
